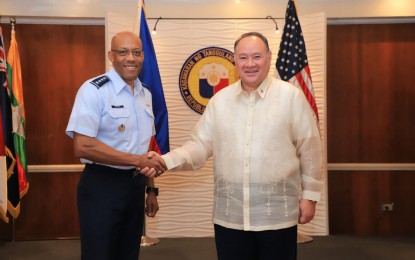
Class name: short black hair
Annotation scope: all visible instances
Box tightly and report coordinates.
[234,32,270,52]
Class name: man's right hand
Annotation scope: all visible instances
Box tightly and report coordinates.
[138,152,166,177]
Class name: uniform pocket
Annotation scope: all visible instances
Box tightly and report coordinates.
[109,108,130,118]
[144,107,155,135]
[108,108,130,139]
[144,107,155,119]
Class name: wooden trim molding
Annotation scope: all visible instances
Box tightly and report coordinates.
[27,163,415,173]
[327,163,415,171]
[28,164,84,172]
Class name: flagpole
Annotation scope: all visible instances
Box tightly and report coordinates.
[297,233,313,243]
[140,214,159,247]
[9,18,14,244]
[9,17,17,244]
[11,217,15,242]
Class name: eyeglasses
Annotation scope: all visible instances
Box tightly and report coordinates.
[111,49,143,57]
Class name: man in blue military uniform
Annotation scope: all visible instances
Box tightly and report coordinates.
[66,31,166,260]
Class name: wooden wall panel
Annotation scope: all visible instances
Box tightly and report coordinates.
[328,171,415,235]
[389,172,415,234]
[15,24,105,164]
[327,24,415,163]
[327,25,361,163]
[327,23,415,235]
[15,172,81,240]
[0,23,105,240]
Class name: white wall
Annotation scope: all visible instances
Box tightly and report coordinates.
[106,12,328,237]
[1,0,415,23]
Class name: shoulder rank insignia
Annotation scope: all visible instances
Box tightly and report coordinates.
[90,75,110,89]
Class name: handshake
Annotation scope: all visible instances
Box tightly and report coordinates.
[137,151,167,178]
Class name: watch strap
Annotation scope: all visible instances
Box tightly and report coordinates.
[146,187,159,196]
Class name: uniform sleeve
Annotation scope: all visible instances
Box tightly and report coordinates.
[162,99,214,171]
[291,90,323,202]
[66,83,103,139]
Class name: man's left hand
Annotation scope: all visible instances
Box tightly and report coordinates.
[145,193,159,217]
[298,199,316,224]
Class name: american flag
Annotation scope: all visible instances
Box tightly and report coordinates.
[276,0,319,121]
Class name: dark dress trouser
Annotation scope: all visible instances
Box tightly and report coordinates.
[77,163,146,260]
[214,224,297,260]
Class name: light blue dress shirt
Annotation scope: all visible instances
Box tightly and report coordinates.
[66,68,155,168]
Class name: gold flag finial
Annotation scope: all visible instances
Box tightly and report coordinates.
[10,17,16,32]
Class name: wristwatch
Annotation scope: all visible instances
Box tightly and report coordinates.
[146,187,159,196]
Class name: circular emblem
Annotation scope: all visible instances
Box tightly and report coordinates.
[179,47,238,114]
